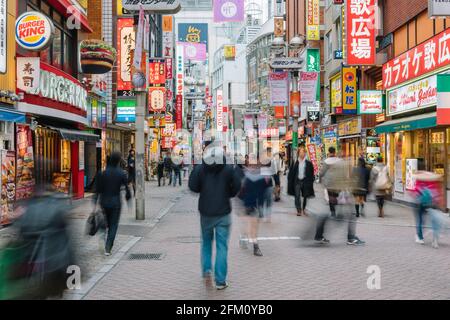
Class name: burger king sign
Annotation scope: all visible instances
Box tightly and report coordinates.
[15,11,54,51]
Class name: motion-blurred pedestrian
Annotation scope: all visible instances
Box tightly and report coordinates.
[370,156,392,218]
[157,156,165,187]
[94,152,131,256]
[352,157,370,217]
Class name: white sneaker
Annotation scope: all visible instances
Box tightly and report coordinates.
[415,236,425,244]
[432,239,439,249]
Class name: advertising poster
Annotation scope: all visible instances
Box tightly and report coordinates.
[358,90,384,114]
[179,42,207,62]
[149,87,167,113]
[117,18,135,91]
[1,150,15,225]
[299,72,319,104]
[395,133,404,193]
[306,144,319,175]
[269,72,289,106]
[330,74,342,114]
[16,125,35,200]
[178,23,208,48]
[405,159,418,191]
[52,172,71,194]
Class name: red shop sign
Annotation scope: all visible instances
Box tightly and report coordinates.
[149,59,166,86]
[176,94,183,129]
[165,58,173,79]
[383,28,450,90]
[346,0,376,66]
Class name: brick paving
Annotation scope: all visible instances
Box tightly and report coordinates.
[82,180,450,300]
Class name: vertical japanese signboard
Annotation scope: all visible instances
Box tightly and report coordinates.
[330,74,342,114]
[307,0,320,41]
[1,150,15,225]
[347,0,376,66]
[0,0,6,73]
[117,18,135,91]
[148,59,166,86]
[176,94,183,129]
[162,15,174,58]
[16,125,35,200]
[342,67,357,114]
[216,90,224,132]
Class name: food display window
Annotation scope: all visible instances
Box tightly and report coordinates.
[61,140,71,172]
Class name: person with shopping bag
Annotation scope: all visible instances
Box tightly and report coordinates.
[370,156,392,218]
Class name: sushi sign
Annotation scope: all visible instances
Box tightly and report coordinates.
[15,11,54,51]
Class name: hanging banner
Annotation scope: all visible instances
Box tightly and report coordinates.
[274,106,285,119]
[165,58,173,79]
[213,0,245,23]
[117,18,135,91]
[437,74,450,125]
[269,71,289,106]
[17,57,40,93]
[16,125,35,200]
[342,67,357,114]
[274,17,284,37]
[0,0,6,73]
[306,144,319,175]
[176,94,183,129]
[216,90,224,132]
[290,91,301,117]
[176,44,184,95]
[133,6,145,70]
[306,48,321,101]
[357,90,384,114]
[144,15,150,52]
[383,30,450,90]
[149,59,166,86]
[223,105,228,132]
[162,16,174,58]
[149,87,167,113]
[299,72,319,104]
[347,0,376,65]
[1,150,16,225]
[244,114,253,131]
[258,114,268,130]
[307,0,320,41]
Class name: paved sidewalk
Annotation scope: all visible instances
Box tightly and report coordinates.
[82,181,450,300]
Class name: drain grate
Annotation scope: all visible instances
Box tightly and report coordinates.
[127,253,164,260]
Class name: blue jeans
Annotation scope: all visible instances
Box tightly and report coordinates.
[200,214,231,285]
[415,204,427,240]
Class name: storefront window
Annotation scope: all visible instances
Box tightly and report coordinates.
[61,140,71,172]
[430,130,445,176]
[53,28,62,69]
[63,34,73,74]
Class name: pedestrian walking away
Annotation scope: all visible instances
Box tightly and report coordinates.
[370,156,392,218]
[352,157,371,217]
[157,156,165,187]
[238,163,271,256]
[315,147,365,245]
[188,145,242,290]
[127,149,136,195]
[164,152,173,185]
[94,152,132,256]
[288,147,315,216]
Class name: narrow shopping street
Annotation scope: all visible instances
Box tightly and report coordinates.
[43,179,450,300]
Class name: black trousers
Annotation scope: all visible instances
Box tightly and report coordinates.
[104,207,121,253]
[295,179,308,210]
[314,208,357,240]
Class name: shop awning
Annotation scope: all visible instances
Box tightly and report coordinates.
[0,107,26,123]
[51,127,100,142]
[375,112,436,134]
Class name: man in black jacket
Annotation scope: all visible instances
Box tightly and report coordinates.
[288,147,315,216]
[188,145,242,290]
[95,152,131,256]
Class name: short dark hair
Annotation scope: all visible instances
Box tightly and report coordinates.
[110,152,122,167]
[328,146,336,154]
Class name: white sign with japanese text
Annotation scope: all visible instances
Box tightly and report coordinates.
[388,75,437,115]
[216,90,224,132]
[17,57,40,93]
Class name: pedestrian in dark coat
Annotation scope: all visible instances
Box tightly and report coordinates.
[288,147,315,216]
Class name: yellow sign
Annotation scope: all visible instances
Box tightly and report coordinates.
[330,73,342,111]
[224,45,236,60]
[307,0,320,40]
[274,17,284,37]
[342,67,357,114]
[117,1,123,15]
[78,0,88,9]
[162,16,173,32]
[148,116,166,128]
[338,118,361,137]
